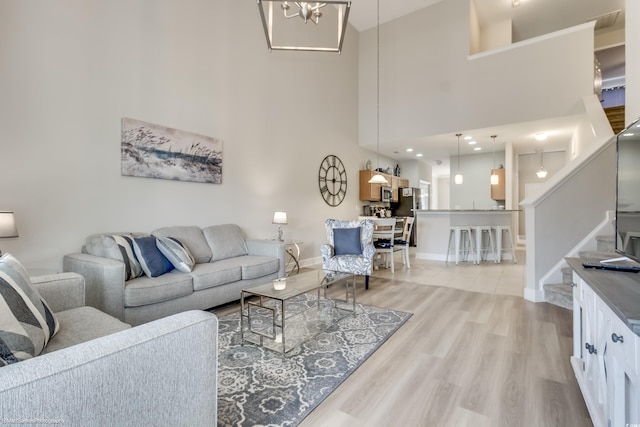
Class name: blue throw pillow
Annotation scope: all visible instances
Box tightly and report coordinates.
[132,236,174,278]
[333,227,362,255]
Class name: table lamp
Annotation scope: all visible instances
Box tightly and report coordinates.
[272,211,287,242]
[0,211,19,256]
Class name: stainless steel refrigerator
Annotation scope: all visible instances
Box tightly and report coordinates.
[392,187,421,246]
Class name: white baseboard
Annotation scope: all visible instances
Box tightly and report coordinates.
[524,287,545,303]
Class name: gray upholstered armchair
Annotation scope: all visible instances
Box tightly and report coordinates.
[320,219,375,289]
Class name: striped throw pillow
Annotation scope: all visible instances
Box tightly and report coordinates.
[0,253,60,366]
[156,237,195,273]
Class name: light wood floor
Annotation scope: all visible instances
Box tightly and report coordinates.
[215,249,593,427]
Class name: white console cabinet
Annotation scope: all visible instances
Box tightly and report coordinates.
[570,260,640,427]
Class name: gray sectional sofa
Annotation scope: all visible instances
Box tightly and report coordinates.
[0,272,218,426]
[64,224,285,326]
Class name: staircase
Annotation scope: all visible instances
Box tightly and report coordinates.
[543,235,617,310]
[604,105,625,134]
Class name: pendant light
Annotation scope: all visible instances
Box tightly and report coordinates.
[536,151,548,178]
[368,0,389,185]
[490,135,499,185]
[454,133,463,184]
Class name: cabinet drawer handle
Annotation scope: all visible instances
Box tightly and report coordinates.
[611,333,624,343]
[585,343,597,355]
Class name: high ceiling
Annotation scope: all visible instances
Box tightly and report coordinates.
[344,0,626,170]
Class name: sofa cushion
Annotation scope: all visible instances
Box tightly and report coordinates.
[236,255,280,280]
[43,306,131,354]
[85,234,144,280]
[0,253,60,366]
[152,226,212,264]
[202,224,248,262]
[189,261,242,291]
[156,237,195,273]
[124,271,193,308]
[132,236,174,278]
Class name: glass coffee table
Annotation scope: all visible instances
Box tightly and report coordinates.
[240,269,356,354]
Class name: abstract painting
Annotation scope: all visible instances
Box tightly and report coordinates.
[121,118,222,184]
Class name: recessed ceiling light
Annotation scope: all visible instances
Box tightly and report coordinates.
[406,148,414,152]
[535,132,548,141]
[416,153,423,157]
[624,133,634,136]
[468,140,477,145]
[464,136,472,140]
[474,147,482,151]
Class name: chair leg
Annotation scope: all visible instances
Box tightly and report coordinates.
[365,275,369,290]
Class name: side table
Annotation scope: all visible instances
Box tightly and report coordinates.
[284,241,303,276]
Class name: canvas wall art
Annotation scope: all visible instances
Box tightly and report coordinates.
[121,118,222,184]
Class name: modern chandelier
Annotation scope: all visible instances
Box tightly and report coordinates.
[257,1,351,53]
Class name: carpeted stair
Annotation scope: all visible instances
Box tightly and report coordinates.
[543,235,617,310]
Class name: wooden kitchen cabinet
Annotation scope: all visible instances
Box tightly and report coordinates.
[359,170,395,201]
[391,176,399,202]
[359,170,381,201]
[398,178,409,188]
[490,168,506,200]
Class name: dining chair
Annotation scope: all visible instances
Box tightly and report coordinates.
[393,217,414,269]
[372,218,397,273]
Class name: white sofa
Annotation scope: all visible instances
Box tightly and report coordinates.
[0,272,218,426]
[64,224,285,325]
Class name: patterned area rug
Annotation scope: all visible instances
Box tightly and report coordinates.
[216,294,411,426]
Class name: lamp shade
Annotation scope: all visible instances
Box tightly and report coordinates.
[0,211,18,238]
[454,173,463,185]
[272,211,288,225]
[368,173,389,184]
[490,173,499,185]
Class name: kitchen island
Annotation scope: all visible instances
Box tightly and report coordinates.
[414,210,519,262]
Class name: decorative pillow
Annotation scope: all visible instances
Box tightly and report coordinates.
[85,234,143,280]
[333,227,362,255]
[0,253,60,366]
[132,237,174,278]
[156,237,195,273]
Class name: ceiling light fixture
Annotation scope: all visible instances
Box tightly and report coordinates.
[536,151,548,178]
[512,0,520,7]
[468,140,477,145]
[474,147,482,151]
[490,135,499,185]
[368,0,388,185]
[406,148,414,152]
[416,153,423,157]
[454,133,463,185]
[257,1,351,53]
[535,132,548,141]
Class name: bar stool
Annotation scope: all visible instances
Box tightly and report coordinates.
[473,225,496,263]
[446,226,476,265]
[493,225,517,263]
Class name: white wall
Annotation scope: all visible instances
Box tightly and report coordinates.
[450,151,506,210]
[0,0,366,270]
[359,0,596,150]
[627,0,640,124]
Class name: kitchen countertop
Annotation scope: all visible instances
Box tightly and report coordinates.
[567,257,640,336]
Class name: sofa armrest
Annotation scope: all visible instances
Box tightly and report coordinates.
[0,310,218,426]
[246,239,286,278]
[31,272,85,312]
[63,253,126,321]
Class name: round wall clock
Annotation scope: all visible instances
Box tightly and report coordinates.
[318,155,347,207]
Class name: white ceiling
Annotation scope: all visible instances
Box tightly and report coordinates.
[344,0,626,170]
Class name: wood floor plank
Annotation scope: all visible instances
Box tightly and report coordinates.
[215,256,592,426]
